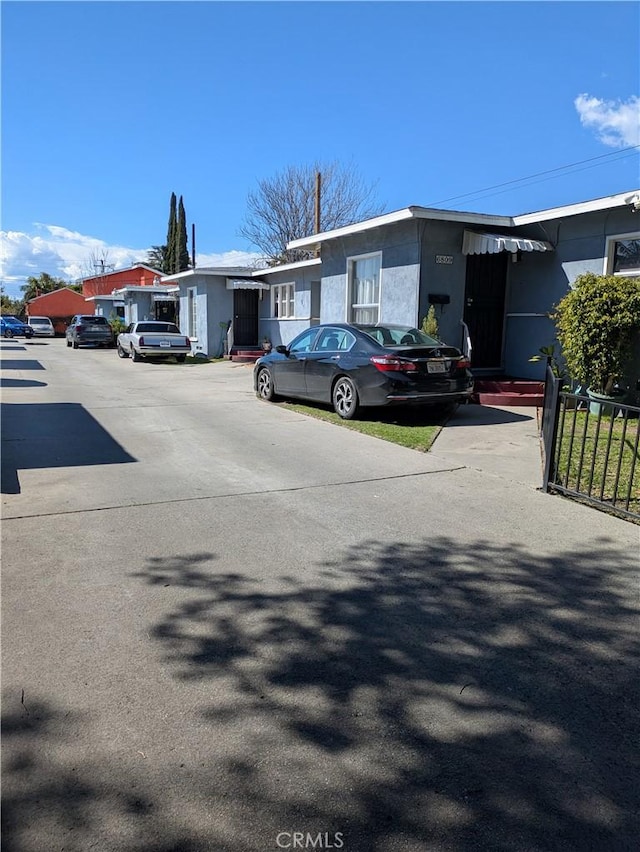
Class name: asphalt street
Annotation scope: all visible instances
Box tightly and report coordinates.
[2,337,639,852]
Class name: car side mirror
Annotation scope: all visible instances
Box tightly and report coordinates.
[275,345,288,354]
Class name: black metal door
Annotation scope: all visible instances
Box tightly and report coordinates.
[155,301,176,323]
[233,290,258,346]
[463,253,508,369]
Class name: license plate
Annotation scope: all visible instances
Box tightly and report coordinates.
[159,340,170,348]
[427,361,446,374]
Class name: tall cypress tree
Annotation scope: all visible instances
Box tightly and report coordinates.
[165,192,177,273]
[177,196,190,272]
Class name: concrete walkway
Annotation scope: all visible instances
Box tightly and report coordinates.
[431,403,543,489]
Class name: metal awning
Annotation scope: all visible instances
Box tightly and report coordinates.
[226,278,270,290]
[152,293,177,302]
[462,230,553,255]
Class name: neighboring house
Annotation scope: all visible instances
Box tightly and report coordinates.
[286,189,640,388]
[110,285,178,325]
[25,287,88,334]
[85,293,127,320]
[124,189,640,399]
[79,263,161,298]
[160,259,322,357]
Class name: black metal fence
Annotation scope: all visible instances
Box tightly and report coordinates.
[541,365,640,522]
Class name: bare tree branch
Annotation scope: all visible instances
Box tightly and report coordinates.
[239,161,384,264]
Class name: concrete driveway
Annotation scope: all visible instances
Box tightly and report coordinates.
[2,339,638,852]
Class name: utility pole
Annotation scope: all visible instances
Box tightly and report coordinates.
[314,171,322,235]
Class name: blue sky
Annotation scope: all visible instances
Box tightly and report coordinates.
[2,1,639,297]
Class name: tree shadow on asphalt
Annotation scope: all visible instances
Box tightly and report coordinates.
[3,538,639,851]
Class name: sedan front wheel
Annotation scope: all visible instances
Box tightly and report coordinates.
[117,344,129,358]
[332,376,359,420]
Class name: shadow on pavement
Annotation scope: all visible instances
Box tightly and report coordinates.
[1,402,136,493]
[0,360,45,371]
[3,538,637,851]
[1,379,48,389]
[444,404,534,426]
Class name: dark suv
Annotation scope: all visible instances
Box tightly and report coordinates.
[66,315,114,349]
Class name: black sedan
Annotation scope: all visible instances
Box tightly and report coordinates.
[253,323,474,419]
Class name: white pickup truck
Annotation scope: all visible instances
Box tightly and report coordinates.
[117,321,191,363]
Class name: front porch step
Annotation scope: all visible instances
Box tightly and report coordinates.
[472,378,544,407]
[229,348,264,363]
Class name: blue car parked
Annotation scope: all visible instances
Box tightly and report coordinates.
[1,315,34,339]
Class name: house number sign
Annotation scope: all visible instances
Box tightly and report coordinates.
[435,255,454,264]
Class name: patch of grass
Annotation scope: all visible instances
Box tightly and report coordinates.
[555,409,640,517]
[279,401,449,452]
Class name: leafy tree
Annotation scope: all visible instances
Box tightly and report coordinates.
[239,160,384,264]
[160,193,190,274]
[165,192,178,274]
[1,289,25,316]
[21,273,72,302]
[177,195,190,272]
[146,245,167,271]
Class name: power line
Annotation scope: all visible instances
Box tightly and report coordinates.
[426,145,640,208]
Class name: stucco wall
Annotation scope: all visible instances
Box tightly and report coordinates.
[258,264,321,346]
[124,292,155,326]
[174,275,238,357]
[503,207,640,378]
[418,220,468,348]
[320,221,421,327]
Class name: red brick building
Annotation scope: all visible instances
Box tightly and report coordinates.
[26,288,89,334]
[80,264,160,297]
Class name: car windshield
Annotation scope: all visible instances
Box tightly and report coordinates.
[136,322,181,334]
[357,324,440,346]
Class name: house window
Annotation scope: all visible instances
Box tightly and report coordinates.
[605,233,640,277]
[272,283,295,318]
[348,253,381,323]
[187,287,197,337]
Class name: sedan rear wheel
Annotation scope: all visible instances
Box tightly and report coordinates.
[256,367,277,401]
[131,347,142,362]
[117,343,129,358]
[72,340,79,349]
[332,376,359,420]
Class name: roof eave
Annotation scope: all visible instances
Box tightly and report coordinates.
[513,189,640,225]
[287,207,513,250]
[252,258,322,276]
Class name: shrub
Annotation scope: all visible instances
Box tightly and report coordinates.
[421,305,440,339]
[553,272,640,394]
[108,313,127,336]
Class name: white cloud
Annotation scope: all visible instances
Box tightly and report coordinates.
[574,94,640,148]
[0,224,261,297]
